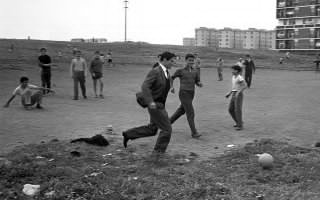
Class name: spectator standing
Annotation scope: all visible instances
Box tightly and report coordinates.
[38,47,52,94]
[216,57,224,81]
[243,55,256,88]
[70,50,88,100]
[89,51,104,98]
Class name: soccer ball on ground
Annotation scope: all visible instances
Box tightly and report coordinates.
[257,153,274,169]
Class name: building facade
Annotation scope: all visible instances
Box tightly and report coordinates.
[183,38,196,46]
[276,0,320,50]
[194,27,275,50]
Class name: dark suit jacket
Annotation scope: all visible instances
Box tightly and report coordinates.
[244,60,256,74]
[141,66,171,106]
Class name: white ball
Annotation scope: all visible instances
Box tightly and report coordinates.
[258,153,274,169]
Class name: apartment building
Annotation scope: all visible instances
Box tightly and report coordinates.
[183,38,196,46]
[194,27,275,50]
[276,0,320,50]
[219,28,235,48]
[195,27,212,46]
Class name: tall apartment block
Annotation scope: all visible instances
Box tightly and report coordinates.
[194,27,275,49]
[276,0,320,50]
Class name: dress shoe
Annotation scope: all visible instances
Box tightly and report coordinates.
[36,104,43,109]
[192,133,202,138]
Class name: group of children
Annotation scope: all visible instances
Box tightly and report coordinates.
[70,49,113,99]
[3,49,252,136]
[172,54,253,133]
[4,48,114,109]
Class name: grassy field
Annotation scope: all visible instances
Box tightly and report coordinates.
[1,138,320,200]
[1,39,320,199]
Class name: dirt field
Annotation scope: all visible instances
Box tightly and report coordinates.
[1,62,320,158]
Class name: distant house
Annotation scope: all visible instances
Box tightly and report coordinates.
[95,38,108,43]
[71,38,85,43]
[71,38,108,43]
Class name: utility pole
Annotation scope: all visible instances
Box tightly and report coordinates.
[124,0,128,42]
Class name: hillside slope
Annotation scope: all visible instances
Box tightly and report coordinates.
[0,39,317,70]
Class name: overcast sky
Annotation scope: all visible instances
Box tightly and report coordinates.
[0,0,277,45]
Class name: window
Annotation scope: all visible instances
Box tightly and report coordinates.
[278,1,285,7]
[289,19,295,25]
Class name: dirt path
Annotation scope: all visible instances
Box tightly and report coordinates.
[1,64,320,159]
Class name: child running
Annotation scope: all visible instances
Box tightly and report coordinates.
[170,53,203,138]
[225,65,247,130]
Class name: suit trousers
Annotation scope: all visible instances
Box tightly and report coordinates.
[73,71,86,98]
[170,90,198,135]
[228,92,243,127]
[124,107,172,153]
[245,72,252,88]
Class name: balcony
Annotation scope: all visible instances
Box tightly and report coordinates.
[276,40,295,49]
[278,1,286,8]
[277,0,300,8]
[277,32,286,39]
[277,9,295,18]
[315,39,320,48]
[276,30,295,39]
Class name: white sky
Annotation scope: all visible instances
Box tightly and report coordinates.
[0,0,277,45]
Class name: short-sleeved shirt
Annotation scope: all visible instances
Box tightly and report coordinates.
[13,84,38,104]
[217,59,224,67]
[71,58,87,71]
[232,74,245,92]
[38,55,51,73]
[172,67,200,91]
[90,58,103,73]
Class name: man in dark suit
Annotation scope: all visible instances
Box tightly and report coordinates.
[243,54,256,88]
[122,52,176,155]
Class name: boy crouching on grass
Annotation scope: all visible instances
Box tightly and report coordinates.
[3,76,54,110]
[225,65,247,130]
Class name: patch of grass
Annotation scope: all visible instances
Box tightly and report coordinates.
[1,138,320,199]
[0,39,317,72]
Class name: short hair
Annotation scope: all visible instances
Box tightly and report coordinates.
[185,53,195,60]
[159,51,176,61]
[20,76,29,83]
[232,65,242,72]
[245,54,251,58]
[95,51,100,54]
[40,47,47,51]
